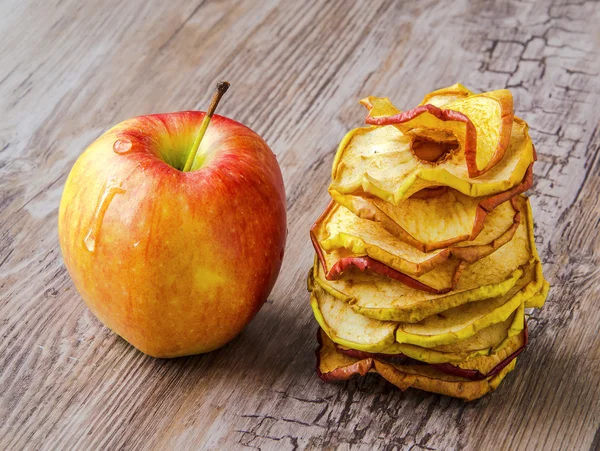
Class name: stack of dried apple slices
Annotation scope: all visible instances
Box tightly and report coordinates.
[308,84,549,401]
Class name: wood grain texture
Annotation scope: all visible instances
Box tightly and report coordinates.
[1,0,599,449]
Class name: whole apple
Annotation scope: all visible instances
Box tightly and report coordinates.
[59,93,286,357]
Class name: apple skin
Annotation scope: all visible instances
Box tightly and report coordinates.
[59,111,286,358]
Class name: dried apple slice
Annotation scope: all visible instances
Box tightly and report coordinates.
[310,284,397,353]
[433,308,525,354]
[360,95,400,118]
[392,339,491,364]
[316,329,516,401]
[311,270,535,351]
[330,164,533,251]
[363,90,513,177]
[314,196,546,309]
[394,291,529,348]
[311,198,521,281]
[309,258,535,365]
[315,196,536,297]
[329,112,534,204]
[525,280,550,309]
[446,91,514,175]
[320,254,458,294]
[333,330,496,365]
[442,322,528,379]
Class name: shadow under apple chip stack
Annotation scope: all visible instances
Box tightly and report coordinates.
[307,84,549,401]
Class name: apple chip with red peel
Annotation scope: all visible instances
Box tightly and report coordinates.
[314,196,544,306]
[334,345,413,364]
[363,90,513,177]
[321,255,453,294]
[438,324,528,380]
[316,329,516,401]
[313,196,537,298]
[330,163,533,251]
[387,338,493,364]
[311,198,521,282]
[329,111,534,204]
[360,96,400,118]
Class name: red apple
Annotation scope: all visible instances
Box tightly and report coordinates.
[58,83,286,357]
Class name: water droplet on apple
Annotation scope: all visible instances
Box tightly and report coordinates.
[113,138,132,154]
[84,177,126,252]
[84,233,96,252]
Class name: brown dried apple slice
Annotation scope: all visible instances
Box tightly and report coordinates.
[316,329,516,401]
[329,164,533,252]
[329,112,534,205]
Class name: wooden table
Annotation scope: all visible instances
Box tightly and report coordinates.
[2,0,599,449]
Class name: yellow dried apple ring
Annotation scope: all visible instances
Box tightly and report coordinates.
[310,271,535,351]
[393,295,528,348]
[310,276,542,352]
[329,113,534,204]
[310,271,527,363]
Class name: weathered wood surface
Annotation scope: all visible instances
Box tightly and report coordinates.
[1,0,599,449]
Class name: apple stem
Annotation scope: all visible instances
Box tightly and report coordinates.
[182,81,230,172]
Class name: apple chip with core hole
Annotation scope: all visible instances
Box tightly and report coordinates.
[364,89,514,177]
[329,109,534,204]
[316,329,516,401]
